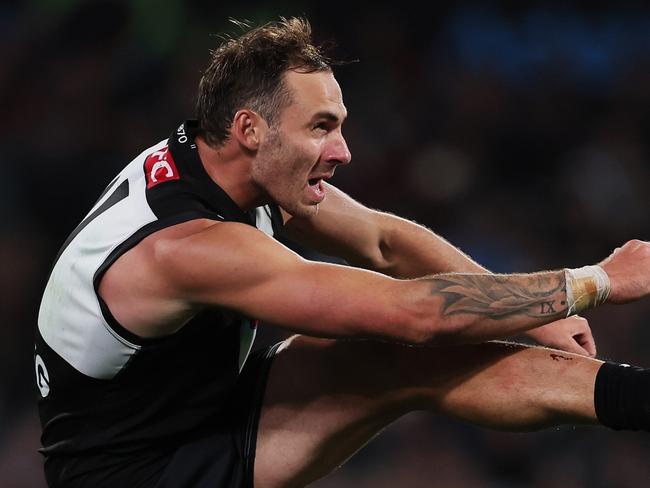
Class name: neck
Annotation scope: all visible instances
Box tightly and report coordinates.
[196,136,266,210]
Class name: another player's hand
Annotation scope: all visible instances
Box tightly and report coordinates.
[525,316,596,357]
[599,240,650,304]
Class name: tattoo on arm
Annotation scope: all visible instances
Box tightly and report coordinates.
[427,273,567,320]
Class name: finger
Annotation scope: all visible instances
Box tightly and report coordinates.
[558,339,591,357]
[569,316,597,357]
[574,330,597,357]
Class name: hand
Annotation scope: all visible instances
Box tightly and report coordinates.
[525,316,596,357]
[599,240,650,304]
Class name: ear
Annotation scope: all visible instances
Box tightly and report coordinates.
[231,109,266,151]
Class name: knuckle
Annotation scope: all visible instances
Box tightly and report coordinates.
[570,316,588,326]
[632,240,647,252]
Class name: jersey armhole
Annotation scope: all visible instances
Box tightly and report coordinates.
[92,211,224,347]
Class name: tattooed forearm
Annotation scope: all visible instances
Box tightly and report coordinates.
[427,272,567,320]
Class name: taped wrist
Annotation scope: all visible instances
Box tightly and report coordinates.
[594,361,650,432]
[564,265,610,316]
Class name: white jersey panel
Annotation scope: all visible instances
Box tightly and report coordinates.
[38,140,167,380]
[255,205,275,237]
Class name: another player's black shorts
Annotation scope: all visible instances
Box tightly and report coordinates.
[44,343,280,488]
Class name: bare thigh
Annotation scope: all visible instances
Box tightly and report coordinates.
[253,336,601,488]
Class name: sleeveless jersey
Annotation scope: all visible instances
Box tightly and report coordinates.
[34,120,283,483]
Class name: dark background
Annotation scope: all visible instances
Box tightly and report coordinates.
[2,1,650,486]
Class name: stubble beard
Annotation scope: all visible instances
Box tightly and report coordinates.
[252,129,317,218]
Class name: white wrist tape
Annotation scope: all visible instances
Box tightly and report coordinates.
[564,265,611,316]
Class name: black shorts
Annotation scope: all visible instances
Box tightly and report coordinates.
[154,343,281,488]
[45,344,280,488]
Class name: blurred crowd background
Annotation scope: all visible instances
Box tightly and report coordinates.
[2,0,650,486]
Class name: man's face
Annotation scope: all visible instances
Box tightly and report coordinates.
[251,70,351,218]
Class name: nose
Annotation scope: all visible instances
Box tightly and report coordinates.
[324,133,351,167]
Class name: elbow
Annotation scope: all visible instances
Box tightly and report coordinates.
[351,240,392,274]
[356,212,398,274]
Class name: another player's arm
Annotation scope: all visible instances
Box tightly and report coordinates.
[154,222,613,345]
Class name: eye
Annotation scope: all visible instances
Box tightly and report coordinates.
[312,121,329,132]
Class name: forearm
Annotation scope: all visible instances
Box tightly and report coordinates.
[280,186,486,277]
[372,213,553,341]
[371,211,487,278]
[255,263,570,346]
[415,270,568,344]
[359,213,611,345]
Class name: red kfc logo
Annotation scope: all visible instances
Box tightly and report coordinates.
[144,146,180,188]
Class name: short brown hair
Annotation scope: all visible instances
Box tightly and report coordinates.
[196,17,334,147]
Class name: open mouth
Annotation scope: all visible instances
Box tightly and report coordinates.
[306,177,325,202]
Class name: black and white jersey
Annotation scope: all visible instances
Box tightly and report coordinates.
[35,120,283,481]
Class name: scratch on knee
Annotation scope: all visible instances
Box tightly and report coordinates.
[550,353,573,362]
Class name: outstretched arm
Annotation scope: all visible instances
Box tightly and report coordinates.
[152,221,648,346]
